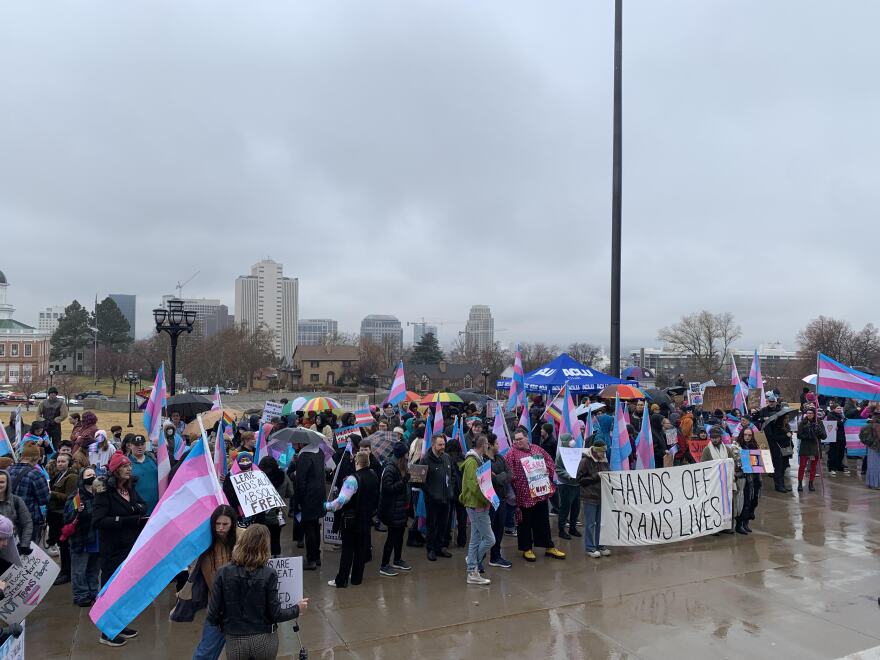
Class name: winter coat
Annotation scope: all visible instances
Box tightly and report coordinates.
[63,471,99,553]
[130,454,159,515]
[504,444,556,508]
[419,450,454,504]
[797,419,827,457]
[92,475,146,565]
[459,451,490,509]
[859,422,880,451]
[489,453,511,497]
[48,467,78,514]
[576,449,609,504]
[701,442,733,462]
[8,462,49,528]
[0,470,32,549]
[72,412,98,451]
[379,462,408,527]
[206,564,299,635]
[293,450,326,522]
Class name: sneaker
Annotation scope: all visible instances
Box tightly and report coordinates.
[523,550,536,562]
[600,548,612,557]
[427,550,437,562]
[587,550,602,559]
[327,579,340,588]
[830,471,837,476]
[391,560,412,571]
[379,565,398,577]
[569,528,582,538]
[488,557,512,569]
[119,628,138,639]
[47,544,60,557]
[504,528,517,537]
[466,570,491,585]
[545,547,566,559]
[100,634,127,647]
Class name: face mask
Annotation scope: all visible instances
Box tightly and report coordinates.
[83,477,96,486]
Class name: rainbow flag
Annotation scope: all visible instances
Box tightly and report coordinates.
[72,491,81,512]
[543,398,563,424]
[222,410,235,426]
[506,345,526,412]
[90,436,225,640]
[144,364,170,496]
[385,360,407,405]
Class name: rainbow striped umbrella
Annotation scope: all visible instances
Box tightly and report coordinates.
[420,392,464,405]
[598,384,646,400]
[300,397,342,412]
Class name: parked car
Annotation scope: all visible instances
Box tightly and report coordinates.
[1,393,29,404]
[225,388,239,395]
[29,392,67,404]
[75,390,106,400]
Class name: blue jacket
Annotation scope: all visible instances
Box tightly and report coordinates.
[130,454,159,515]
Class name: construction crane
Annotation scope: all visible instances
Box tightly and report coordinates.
[176,271,199,299]
[405,317,456,328]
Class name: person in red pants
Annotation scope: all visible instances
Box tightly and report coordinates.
[796,406,826,493]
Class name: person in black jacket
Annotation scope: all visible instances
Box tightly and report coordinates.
[292,443,326,570]
[206,524,308,660]
[419,434,454,562]
[487,433,513,568]
[92,451,146,647]
[223,452,254,523]
[378,443,411,576]
[826,403,848,474]
[324,451,379,588]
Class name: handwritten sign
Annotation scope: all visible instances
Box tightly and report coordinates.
[600,459,734,546]
[520,455,551,499]
[261,400,284,425]
[229,470,286,517]
[475,461,500,509]
[0,544,59,627]
[821,420,838,444]
[267,557,303,607]
[558,447,585,482]
[740,449,774,474]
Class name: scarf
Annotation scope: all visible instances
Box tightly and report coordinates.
[707,441,727,461]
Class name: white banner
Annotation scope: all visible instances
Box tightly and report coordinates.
[261,401,285,425]
[267,557,303,607]
[229,470,286,517]
[0,544,60,627]
[600,459,734,546]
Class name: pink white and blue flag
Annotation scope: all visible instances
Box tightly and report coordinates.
[610,395,632,471]
[748,350,767,408]
[817,353,880,402]
[635,407,654,469]
[560,384,583,448]
[518,399,532,443]
[90,435,224,640]
[214,421,228,479]
[731,358,748,414]
[253,423,273,463]
[421,408,433,459]
[492,409,510,455]
[433,401,444,436]
[211,385,222,411]
[506,345,526,412]
[385,360,407,405]
[451,417,467,453]
[0,424,13,459]
[173,432,187,462]
[353,408,375,428]
[144,364,170,496]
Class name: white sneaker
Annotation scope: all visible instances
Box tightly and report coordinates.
[327,579,339,588]
[600,548,612,557]
[466,570,490,585]
[587,550,602,559]
[47,545,59,557]
[830,471,837,476]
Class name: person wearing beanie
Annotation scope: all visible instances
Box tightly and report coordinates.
[8,444,48,548]
[65,467,100,607]
[0,469,32,557]
[378,442,412,577]
[93,451,146,646]
[700,427,736,536]
[554,433,582,540]
[577,439,610,558]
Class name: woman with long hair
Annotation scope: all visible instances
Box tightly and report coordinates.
[206,524,307,660]
[735,426,762,534]
[191,504,238,660]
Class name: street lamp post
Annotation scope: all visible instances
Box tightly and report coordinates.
[125,371,139,427]
[47,369,54,390]
[152,299,196,396]
[481,368,490,394]
[609,0,623,378]
[371,374,379,405]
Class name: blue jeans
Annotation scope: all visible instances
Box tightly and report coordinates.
[583,502,602,552]
[192,620,225,660]
[466,508,495,571]
[70,550,100,603]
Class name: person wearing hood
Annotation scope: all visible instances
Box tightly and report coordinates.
[8,443,48,548]
[64,466,100,607]
[292,438,327,571]
[591,414,613,447]
[0,469,32,557]
[47,452,77,583]
[859,410,880,489]
[459,435,494,585]
[701,427,736,536]
[554,433,582,540]
[93,451,146,646]
[21,420,55,463]
[88,430,117,474]
[378,442,411,577]
[72,411,99,452]
[256,457,293,558]
[0,514,20,577]
[223,452,254,521]
[825,402,849,475]
[577,440,610,558]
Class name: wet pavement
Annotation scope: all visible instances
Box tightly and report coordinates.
[29,465,880,659]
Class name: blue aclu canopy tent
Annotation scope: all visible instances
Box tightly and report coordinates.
[495,353,635,395]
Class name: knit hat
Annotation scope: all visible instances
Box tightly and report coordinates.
[559,432,574,448]
[0,516,13,539]
[22,443,41,461]
[107,451,131,473]
[236,451,253,466]
[391,442,408,459]
[393,427,405,435]
[709,425,724,439]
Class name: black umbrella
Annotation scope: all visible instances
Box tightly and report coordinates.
[165,393,212,422]
[456,390,491,405]
[267,427,324,447]
[764,406,797,426]
[644,388,673,406]
[664,386,687,396]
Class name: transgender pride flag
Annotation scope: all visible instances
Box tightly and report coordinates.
[0,424,14,460]
[634,408,654,469]
[730,358,748,414]
[610,395,632,471]
[559,384,582,448]
[144,363,170,496]
[817,353,880,402]
[90,435,225,640]
[211,385,222,411]
[506,345,526,412]
[748,350,767,408]
[385,360,407,405]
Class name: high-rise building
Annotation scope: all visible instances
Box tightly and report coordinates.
[465,305,494,353]
[37,306,66,335]
[412,322,438,345]
[0,271,51,384]
[297,319,338,346]
[360,315,403,354]
[161,296,233,338]
[109,294,136,339]
[235,259,298,359]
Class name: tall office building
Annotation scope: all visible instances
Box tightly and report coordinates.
[360,315,403,354]
[297,319,338,346]
[235,259,299,359]
[465,305,494,353]
[412,322,438,345]
[108,294,136,339]
[161,296,233,338]
[37,306,66,335]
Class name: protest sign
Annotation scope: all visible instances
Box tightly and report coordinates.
[322,510,341,546]
[230,470,286,517]
[701,386,734,413]
[486,400,498,420]
[0,544,59,627]
[741,449,774,473]
[687,382,704,406]
[0,621,24,660]
[822,420,838,444]
[600,459,734,546]
[476,460,500,509]
[267,557,303,607]
[261,400,284,424]
[334,426,361,448]
[558,447,585,482]
[520,455,551,499]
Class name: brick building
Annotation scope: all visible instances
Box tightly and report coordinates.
[0,271,51,387]
[291,345,359,388]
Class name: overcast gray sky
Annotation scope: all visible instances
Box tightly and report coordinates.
[1,2,877,351]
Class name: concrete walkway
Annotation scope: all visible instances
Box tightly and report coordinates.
[29,467,880,659]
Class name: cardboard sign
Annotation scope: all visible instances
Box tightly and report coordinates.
[558,447,585,481]
[475,460,500,509]
[600,459,735,546]
[0,621,24,659]
[822,420,838,444]
[267,557,303,607]
[688,439,709,459]
[741,449,774,474]
[261,401,284,425]
[701,386,734,413]
[520,455,551,499]
[408,464,427,484]
[0,544,60,627]
[229,470,286,517]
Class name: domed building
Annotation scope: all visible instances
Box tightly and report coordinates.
[0,271,51,388]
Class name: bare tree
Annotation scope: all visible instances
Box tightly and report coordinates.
[567,342,601,366]
[658,311,742,380]
[797,316,880,371]
[477,342,512,390]
[53,374,78,403]
[96,346,137,397]
[357,337,389,383]
[520,343,559,372]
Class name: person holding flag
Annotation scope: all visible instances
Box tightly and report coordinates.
[486,432,513,569]
[64,466,100,608]
[459,434,494,585]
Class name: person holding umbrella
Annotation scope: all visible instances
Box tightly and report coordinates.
[292,431,326,570]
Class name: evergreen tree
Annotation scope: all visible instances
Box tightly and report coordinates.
[92,297,132,350]
[50,300,92,372]
[411,332,445,364]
